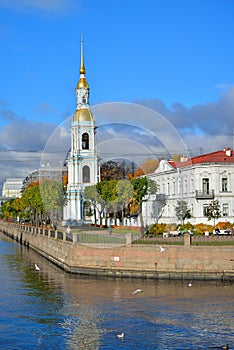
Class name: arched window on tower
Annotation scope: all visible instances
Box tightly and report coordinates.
[82,165,90,183]
[82,133,89,150]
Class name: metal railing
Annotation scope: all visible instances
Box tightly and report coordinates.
[195,189,215,199]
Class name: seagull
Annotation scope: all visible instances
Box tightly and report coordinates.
[188,280,193,287]
[156,244,165,252]
[208,344,229,350]
[35,264,40,271]
[117,333,124,338]
[222,345,229,350]
[132,289,143,295]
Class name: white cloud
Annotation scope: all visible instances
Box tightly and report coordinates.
[0,119,57,151]
[0,119,54,190]
[0,150,42,191]
[134,86,234,154]
[92,102,190,160]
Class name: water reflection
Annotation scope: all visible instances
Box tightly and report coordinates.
[0,233,233,350]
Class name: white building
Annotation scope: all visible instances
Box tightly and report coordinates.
[63,38,99,223]
[143,147,234,226]
[2,178,24,198]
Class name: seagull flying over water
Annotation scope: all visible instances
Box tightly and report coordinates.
[117,333,124,338]
[35,264,40,271]
[132,289,143,295]
[188,280,193,287]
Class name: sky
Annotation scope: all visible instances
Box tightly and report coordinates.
[0,0,234,190]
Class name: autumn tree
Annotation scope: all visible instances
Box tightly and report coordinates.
[131,158,159,179]
[100,160,135,181]
[40,179,65,225]
[21,182,45,226]
[1,198,19,220]
[115,180,134,224]
[131,177,158,228]
[84,179,134,226]
[11,197,25,221]
[84,181,118,226]
[175,200,191,224]
[172,154,182,162]
[84,184,106,226]
[96,180,118,225]
[205,199,221,226]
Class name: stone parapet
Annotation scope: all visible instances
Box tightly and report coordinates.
[0,222,234,281]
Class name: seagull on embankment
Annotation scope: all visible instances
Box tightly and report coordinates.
[35,264,40,271]
[132,289,143,295]
[156,245,165,252]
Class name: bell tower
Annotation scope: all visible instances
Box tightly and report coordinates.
[64,36,99,223]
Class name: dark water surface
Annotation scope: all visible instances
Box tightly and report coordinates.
[0,232,233,350]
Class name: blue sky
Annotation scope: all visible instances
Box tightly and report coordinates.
[0,0,234,187]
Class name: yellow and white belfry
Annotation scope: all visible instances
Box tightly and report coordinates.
[63,37,99,223]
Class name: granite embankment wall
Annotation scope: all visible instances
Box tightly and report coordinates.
[1,222,234,281]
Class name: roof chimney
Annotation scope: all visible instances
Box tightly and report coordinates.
[224,147,232,157]
[180,155,188,162]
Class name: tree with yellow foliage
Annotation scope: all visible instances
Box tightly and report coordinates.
[130,158,159,179]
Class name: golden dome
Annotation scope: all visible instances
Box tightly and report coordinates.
[73,108,93,122]
[77,78,89,89]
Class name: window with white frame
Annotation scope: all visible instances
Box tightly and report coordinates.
[222,178,228,192]
[184,179,187,193]
[222,203,229,216]
[191,203,193,215]
[178,180,181,195]
[203,205,209,217]
[191,178,194,193]
[202,178,209,194]
[82,133,89,150]
[82,165,90,183]
[172,181,175,194]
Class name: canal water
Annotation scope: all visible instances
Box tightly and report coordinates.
[0,232,233,350]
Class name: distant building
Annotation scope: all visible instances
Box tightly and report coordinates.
[2,178,24,198]
[21,166,67,192]
[142,147,234,226]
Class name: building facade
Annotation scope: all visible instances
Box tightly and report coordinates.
[63,38,99,223]
[143,148,234,226]
[2,178,24,198]
[21,166,67,192]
